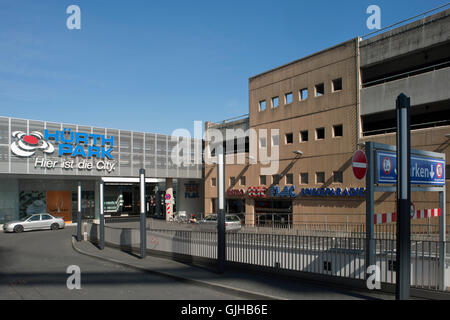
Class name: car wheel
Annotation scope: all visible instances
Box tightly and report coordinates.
[14,225,24,233]
[51,223,59,231]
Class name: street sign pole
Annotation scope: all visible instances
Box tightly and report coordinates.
[395,93,411,300]
[365,142,375,278]
[217,147,226,274]
[140,169,147,259]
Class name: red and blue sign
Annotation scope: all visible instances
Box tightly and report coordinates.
[376,151,445,185]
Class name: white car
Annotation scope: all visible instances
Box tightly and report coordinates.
[3,213,65,233]
[200,214,242,231]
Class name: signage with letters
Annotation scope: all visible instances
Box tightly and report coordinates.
[376,151,445,185]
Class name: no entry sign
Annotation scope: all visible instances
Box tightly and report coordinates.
[352,150,367,180]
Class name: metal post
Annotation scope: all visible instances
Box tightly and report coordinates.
[439,189,446,290]
[99,180,105,250]
[77,182,82,242]
[217,149,226,273]
[395,93,411,300]
[365,141,375,278]
[140,169,147,259]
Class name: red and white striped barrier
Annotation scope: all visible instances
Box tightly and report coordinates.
[374,208,441,225]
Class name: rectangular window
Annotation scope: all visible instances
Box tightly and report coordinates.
[272,96,279,108]
[315,83,324,97]
[333,171,343,183]
[299,88,308,101]
[230,177,236,186]
[272,174,280,184]
[211,178,216,187]
[332,78,343,92]
[259,100,266,111]
[271,134,279,146]
[316,128,325,140]
[285,133,293,144]
[333,124,343,137]
[300,173,309,184]
[240,176,246,186]
[260,175,267,185]
[300,130,309,142]
[259,137,267,148]
[316,172,325,184]
[286,174,294,185]
[285,92,293,104]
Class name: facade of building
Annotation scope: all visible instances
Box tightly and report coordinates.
[0,116,203,224]
[203,9,450,228]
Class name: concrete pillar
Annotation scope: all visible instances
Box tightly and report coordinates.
[165,178,174,221]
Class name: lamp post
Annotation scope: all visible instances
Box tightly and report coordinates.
[217,148,226,273]
[77,182,82,242]
[140,169,147,259]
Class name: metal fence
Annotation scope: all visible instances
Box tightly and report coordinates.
[146,228,449,292]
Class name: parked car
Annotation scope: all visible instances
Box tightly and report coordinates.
[199,214,242,231]
[3,213,65,233]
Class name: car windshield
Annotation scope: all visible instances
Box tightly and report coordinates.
[19,215,33,221]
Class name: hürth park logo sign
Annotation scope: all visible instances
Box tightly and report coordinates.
[11,129,116,173]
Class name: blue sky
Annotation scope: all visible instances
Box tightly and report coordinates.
[0,0,447,135]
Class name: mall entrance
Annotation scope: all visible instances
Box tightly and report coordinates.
[255,199,293,228]
[103,182,176,219]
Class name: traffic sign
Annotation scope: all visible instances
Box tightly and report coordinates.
[376,150,445,185]
[165,194,171,200]
[352,150,367,180]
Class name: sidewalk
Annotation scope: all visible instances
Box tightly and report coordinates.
[72,238,394,300]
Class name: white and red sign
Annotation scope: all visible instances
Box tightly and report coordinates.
[374,208,441,225]
[11,131,54,157]
[352,150,367,180]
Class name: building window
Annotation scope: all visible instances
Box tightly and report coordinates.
[285,92,293,105]
[259,100,266,111]
[300,130,308,142]
[272,174,280,184]
[272,96,279,108]
[271,134,279,146]
[316,172,325,184]
[286,174,294,185]
[260,175,267,185]
[315,83,324,97]
[299,88,308,101]
[230,177,236,186]
[332,78,343,92]
[211,199,217,213]
[316,128,325,140]
[240,176,246,186]
[333,171,343,183]
[333,124,343,137]
[211,178,216,187]
[285,133,293,144]
[300,173,309,184]
[259,137,267,148]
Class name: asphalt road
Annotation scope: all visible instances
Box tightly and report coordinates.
[0,226,242,300]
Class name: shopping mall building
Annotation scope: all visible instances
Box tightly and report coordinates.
[0,117,203,224]
[203,9,450,227]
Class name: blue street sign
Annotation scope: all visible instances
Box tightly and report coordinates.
[376,150,445,185]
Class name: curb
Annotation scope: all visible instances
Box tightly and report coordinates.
[71,237,285,300]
